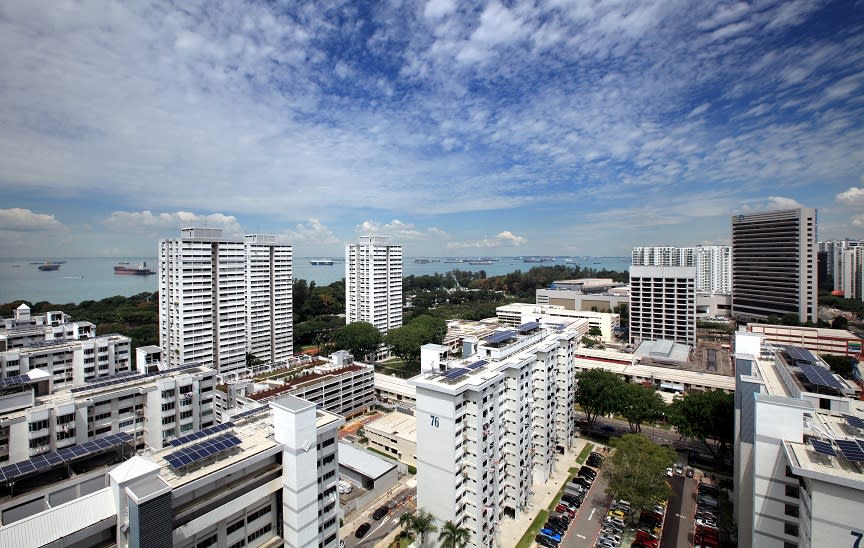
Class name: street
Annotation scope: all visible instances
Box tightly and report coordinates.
[341,485,417,548]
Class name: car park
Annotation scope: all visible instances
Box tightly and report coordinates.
[355,523,371,538]
[372,505,389,520]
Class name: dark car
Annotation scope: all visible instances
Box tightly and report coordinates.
[535,535,559,548]
[572,476,592,487]
[372,505,389,520]
[355,522,371,538]
[544,521,566,535]
[686,467,695,478]
[578,466,597,479]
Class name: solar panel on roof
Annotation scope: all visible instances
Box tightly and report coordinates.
[0,374,31,389]
[809,439,836,456]
[799,363,844,390]
[444,367,469,379]
[518,321,540,332]
[233,405,269,420]
[836,439,864,462]
[467,360,487,370]
[786,345,817,363]
[843,414,864,430]
[485,330,516,344]
[170,422,235,447]
[165,432,241,470]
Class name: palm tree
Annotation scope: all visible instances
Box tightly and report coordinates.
[398,510,438,546]
[438,520,471,548]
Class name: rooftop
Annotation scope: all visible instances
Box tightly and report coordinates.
[338,442,397,480]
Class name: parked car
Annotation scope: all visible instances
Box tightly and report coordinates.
[535,534,559,548]
[372,505,389,520]
[556,504,576,517]
[579,466,598,478]
[605,516,626,528]
[544,521,566,535]
[607,509,626,519]
[696,518,719,529]
[674,464,684,475]
[355,523,371,538]
[665,467,673,477]
[686,467,695,478]
[539,528,562,542]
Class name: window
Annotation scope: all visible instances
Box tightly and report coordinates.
[196,534,217,548]
[784,504,799,518]
[785,485,800,499]
[161,402,175,412]
[784,523,799,537]
[29,420,49,432]
[229,542,245,548]
[227,519,244,535]
[247,523,272,543]
[162,416,175,425]
[247,504,272,524]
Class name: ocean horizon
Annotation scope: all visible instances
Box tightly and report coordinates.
[0,255,630,306]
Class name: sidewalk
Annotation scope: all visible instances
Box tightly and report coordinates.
[498,438,596,546]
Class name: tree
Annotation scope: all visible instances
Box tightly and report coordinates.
[667,390,734,458]
[329,322,382,362]
[575,369,626,426]
[385,315,448,366]
[820,353,855,378]
[438,520,471,548]
[831,315,849,330]
[619,383,666,433]
[580,336,596,348]
[605,434,676,513]
[588,326,603,338]
[398,510,437,546]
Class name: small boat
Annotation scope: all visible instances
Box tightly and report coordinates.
[63,276,84,279]
[414,258,432,264]
[309,259,334,266]
[468,260,493,265]
[114,261,155,275]
[38,261,61,271]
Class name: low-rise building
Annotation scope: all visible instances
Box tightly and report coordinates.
[0,395,344,548]
[496,303,621,341]
[745,323,864,357]
[0,304,96,351]
[373,373,416,407]
[363,411,417,465]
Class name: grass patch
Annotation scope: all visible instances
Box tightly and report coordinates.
[515,509,549,548]
[575,443,594,465]
[366,447,399,461]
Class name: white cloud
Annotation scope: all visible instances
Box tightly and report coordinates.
[837,187,864,206]
[281,219,339,245]
[355,219,435,241]
[853,214,864,227]
[738,196,804,213]
[102,210,242,237]
[424,0,456,21]
[447,230,527,249]
[0,208,65,232]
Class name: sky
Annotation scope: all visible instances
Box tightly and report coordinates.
[0,0,862,258]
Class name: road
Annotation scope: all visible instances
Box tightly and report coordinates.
[560,464,612,548]
[342,486,416,548]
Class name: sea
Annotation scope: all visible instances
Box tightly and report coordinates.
[0,256,630,306]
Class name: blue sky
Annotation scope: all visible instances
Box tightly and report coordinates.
[0,0,862,258]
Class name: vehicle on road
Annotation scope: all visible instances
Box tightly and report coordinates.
[372,505,389,520]
[686,467,695,478]
[355,523,371,538]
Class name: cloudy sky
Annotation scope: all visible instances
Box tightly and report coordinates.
[1,0,862,258]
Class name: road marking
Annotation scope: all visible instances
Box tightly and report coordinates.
[589,508,596,520]
[576,534,586,539]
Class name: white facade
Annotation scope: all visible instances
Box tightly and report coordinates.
[496,302,620,341]
[629,265,696,345]
[734,332,864,548]
[0,397,343,548]
[345,235,402,334]
[1,305,96,351]
[0,332,132,387]
[632,245,730,294]
[819,239,861,292]
[0,363,216,465]
[411,320,583,547]
[841,247,864,300]
[159,228,293,375]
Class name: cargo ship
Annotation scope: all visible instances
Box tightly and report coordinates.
[38,261,61,271]
[114,261,155,275]
[309,259,334,266]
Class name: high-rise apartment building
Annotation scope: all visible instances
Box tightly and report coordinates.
[733,332,864,548]
[411,319,583,547]
[159,228,292,375]
[841,247,864,300]
[632,245,731,294]
[345,235,402,334]
[731,208,817,323]
[629,265,696,345]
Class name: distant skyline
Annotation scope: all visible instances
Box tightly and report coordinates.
[1,1,862,258]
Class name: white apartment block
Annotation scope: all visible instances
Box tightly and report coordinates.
[159,227,293,375]
[345,235,402,335]
[732,208,818,324]
[411,319,585,547]
[0,396,343,548]
[733,332,864,548]
[0,332,132,388]
[0,361,216,465]
[1,304,96,351]
[629,266,696,346]
[819,239,861,292]
[496,302,620,341]
[632,245,731,294]
[841,247,864,300]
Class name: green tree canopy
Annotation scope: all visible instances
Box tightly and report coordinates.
[438,520,471,548]
[575,369,626,426]
[820,353,855,378]
[619,383,667,433]
[399,509,437,545]
[667,389,734,457]
[588,326,603,337]
[385,315,448,366]
[329,322,382,362]
[605,434,676,513]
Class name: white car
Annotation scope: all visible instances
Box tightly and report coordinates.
[695,518,718,529]
[665,467,673,477]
